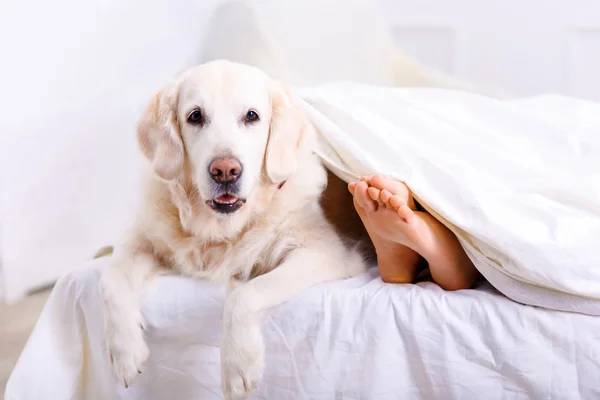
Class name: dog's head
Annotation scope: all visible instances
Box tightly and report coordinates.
[137,60,310,218]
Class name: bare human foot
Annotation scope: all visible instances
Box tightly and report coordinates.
[349,175,479,290]
[348,176,421,284]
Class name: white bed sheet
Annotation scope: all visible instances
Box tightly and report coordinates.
[6,258,600,399]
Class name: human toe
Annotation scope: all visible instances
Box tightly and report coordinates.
[355,181,378,212]
[379,189,393,204]
[397,204,415,223]
[367,186,381,201]
[348,181,358,194]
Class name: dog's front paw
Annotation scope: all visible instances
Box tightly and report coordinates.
[105,319,149,388]
[220,324,265,400]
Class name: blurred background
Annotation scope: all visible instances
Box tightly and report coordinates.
[1,0,599,394]
[384,0,600,101]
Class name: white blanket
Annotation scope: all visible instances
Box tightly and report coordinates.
[294,85,600,315]
[7,259,600,399]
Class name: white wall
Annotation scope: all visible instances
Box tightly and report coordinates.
[381,0,600,101]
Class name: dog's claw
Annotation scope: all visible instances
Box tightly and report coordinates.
[105,322,149,389]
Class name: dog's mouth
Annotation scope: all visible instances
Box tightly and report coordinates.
[206,194,246,214]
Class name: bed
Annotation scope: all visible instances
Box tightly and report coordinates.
[6,257,600,399]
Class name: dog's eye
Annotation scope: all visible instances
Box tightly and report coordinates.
[244,110,260,124]
[187,109,204,125]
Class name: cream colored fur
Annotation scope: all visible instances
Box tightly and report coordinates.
[98,60,366,400]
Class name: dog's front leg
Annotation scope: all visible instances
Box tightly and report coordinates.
[99,245,157,388]
[220,246,349,400]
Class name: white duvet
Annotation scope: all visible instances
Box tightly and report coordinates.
[7,87,600,399]
[295,85,600,315]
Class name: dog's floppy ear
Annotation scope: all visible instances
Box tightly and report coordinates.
[265,84,311,183]
[136,82,184,181]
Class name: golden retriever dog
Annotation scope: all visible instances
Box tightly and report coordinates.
[99,60,368,400]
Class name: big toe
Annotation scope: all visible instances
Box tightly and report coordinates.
[354,181,378,213]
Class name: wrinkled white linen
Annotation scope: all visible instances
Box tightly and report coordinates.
[6,258,600,399]
[294,85,600,315]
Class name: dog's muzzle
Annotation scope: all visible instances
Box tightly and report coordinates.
[206,157,246,214]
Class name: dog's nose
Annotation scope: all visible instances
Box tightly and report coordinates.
[209,157,242,183]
